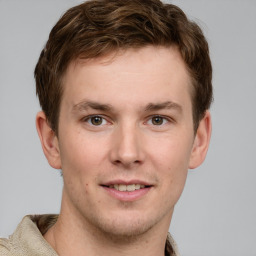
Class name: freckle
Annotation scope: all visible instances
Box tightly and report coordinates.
[98,200,101,203]
[145,240,149,244]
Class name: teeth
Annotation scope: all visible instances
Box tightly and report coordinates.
[119,184,126,191]
[135,184,140,189]
[109,184,147,192]
[127,184,135,191]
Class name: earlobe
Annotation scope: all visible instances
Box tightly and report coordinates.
[36,111,61,169]
[189,111,212,169]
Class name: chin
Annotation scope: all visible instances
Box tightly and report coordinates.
[99,221,152,241]
[86,211,165,242]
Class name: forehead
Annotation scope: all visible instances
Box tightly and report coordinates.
[61,46,193,110]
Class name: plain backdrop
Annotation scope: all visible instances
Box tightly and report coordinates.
[0,1,256,255]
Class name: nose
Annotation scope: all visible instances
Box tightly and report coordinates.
[109,123,145,167]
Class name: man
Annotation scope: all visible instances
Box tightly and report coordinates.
[0,0,212,255]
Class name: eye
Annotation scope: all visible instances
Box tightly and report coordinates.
[148,115,168,126]
[85,115,107,126]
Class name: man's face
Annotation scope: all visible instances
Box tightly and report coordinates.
[55,46,198,237]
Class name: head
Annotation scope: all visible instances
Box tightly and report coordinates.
[35,0,212,134]
[35,0,212,241]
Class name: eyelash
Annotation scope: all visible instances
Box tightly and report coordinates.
[83,115,109,126]
[146,115,170,126]
[82,114,172,127]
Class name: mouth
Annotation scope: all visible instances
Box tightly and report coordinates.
[102,184,150,192]
[101,181,152,201]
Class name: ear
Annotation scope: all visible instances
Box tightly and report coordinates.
[189,111,212,169]
[36,111,61,169]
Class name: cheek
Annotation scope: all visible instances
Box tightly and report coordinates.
[150,135,193,169]
[59,130,108,170]
[148,135,192,192]
[160,157,189,208]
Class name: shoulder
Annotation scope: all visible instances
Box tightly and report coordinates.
[0,236,14,256]
[0,215,34,256]
[0,215,58,256]
[166,232,180,256]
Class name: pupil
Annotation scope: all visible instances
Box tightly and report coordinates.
[92,116,102,125]
[152,116,163,125]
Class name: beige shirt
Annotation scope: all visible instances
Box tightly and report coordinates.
[0,215,180,256]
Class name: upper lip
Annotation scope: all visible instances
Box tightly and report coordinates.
[101,179,153,186]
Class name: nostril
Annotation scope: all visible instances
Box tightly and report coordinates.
[114,160,122,164]
[113,159,141,166]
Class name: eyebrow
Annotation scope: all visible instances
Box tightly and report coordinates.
[72,101,113,112]
[144,101,182,112]
[72,100,182,113]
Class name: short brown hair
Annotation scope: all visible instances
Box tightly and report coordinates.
[35,0,212,133]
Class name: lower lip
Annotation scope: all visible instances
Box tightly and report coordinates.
[102,186,151,201]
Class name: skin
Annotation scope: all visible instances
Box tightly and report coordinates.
[36,46,211,256]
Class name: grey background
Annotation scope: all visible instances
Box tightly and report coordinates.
[0,0,255,255]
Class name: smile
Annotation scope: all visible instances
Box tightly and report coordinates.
[108,184,146,192]
[101,181,152,201]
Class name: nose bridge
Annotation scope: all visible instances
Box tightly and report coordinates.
[110,120,144,166]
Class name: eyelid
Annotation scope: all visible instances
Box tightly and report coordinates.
[82,114,110,126]
[146,115,173,125]
[82,114,174,126]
